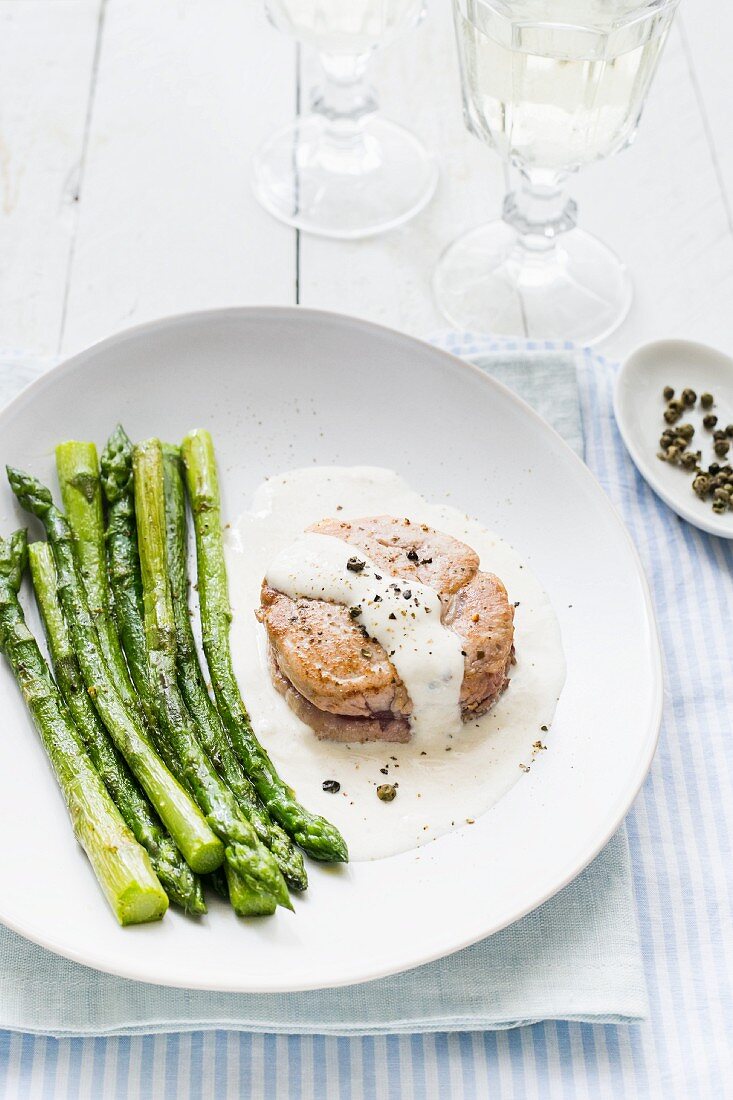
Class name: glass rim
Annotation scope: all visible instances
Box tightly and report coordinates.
[453,0,681,31]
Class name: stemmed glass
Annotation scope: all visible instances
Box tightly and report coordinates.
[434,0,680,344]
[254,1,438,239]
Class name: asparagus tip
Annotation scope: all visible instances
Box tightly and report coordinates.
[6,466,54,517]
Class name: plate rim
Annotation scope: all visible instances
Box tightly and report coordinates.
[0,306,663,991]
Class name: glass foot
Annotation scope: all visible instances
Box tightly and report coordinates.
[253,115,438,239]
[433,220,633,346]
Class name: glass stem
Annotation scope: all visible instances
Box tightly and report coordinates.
[502,171,577,256]
[310,53,377,162]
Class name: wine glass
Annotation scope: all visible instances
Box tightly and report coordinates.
[434,0,681,345]
[253,0,438,239]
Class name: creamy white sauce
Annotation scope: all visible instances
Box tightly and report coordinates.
[225,467,566,861]
[265,532,465,743]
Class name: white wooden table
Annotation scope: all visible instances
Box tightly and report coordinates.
[0,7,730,1097]
[1,0,731,366]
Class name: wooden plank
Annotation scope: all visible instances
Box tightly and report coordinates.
[675,4,733,229]
[0,0,101,357]
[298,6,733,360]
[577,17,733,361]
[61,0,297,355]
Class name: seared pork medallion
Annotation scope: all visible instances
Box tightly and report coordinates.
[258,516,515,744]
[228,466,564,860]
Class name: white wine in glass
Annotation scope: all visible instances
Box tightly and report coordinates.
[435,0,680,344]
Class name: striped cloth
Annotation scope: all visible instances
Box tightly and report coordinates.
[0,337,730,1096]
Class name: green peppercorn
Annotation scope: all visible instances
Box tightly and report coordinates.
[703,414,718,429]
[666,445,682,463]
[681,388,696,406]
[713,429,726,441]
[713,487,730,502]
[712,498,728,514]
[663,385,675,401]
[715,440,730,457]
[726,426,733,438]
[664,408,681,425]
[680,451,700,470]
[701,393,714,409]
[376,784,397,802]
[693,475,712,498]
[709,463,721,475]
[678,423,695,440]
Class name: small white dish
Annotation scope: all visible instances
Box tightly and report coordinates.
[0,307,661,991]
[615,339,733,538]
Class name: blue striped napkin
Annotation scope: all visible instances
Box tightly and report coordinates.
[0,337,726,1094]
[0,345,646,1040]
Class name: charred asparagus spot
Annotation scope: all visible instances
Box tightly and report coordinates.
[29,541,206,915]
[181,428,348,864]
[133,439,292,914]
[0,529,168,925]
[6,464,224,875]
[162,444,307,892]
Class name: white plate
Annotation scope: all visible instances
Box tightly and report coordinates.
[0,308,661,992]
[615,338,733,538]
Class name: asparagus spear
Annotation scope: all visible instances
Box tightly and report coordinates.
[55,441,143,721]
[0,529,168,925]
[101,429,273,915]
[162,444,308,892]
[100,431,207,786]
[6,465,223,875]
[28,541,206,915]
[102,429,290,912]
[99,427,159,727]
[180,430,348,863]
[133,439,292,914]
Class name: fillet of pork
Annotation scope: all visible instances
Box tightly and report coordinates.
[258,516,515,743]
